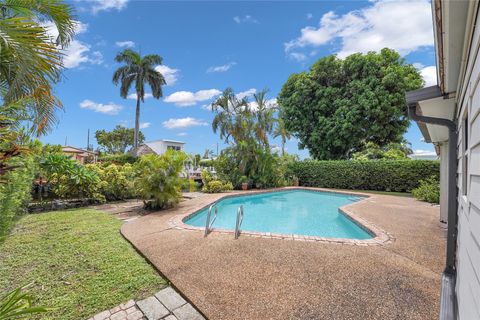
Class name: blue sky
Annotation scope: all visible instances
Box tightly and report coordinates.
[42,0,437,158]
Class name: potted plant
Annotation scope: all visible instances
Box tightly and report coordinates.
[292,176,299,187]
[240,176,248,191]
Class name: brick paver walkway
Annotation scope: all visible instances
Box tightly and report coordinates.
[88,286,204,320]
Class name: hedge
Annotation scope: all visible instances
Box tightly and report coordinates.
[98,153,137,165]
[288,160,440,192]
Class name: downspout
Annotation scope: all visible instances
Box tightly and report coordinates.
[407,103,457,275]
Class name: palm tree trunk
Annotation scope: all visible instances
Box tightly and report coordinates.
[133,96,141,155]
[282,137,286,156]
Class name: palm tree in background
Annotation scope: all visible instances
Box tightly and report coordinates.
[112,49,166,154]
[273,116,291,156]
[0,0,76,135]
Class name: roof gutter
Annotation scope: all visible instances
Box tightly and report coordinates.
[406,86,457,320]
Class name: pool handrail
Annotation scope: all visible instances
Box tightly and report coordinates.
[234,205,244,239]
[204,203,218,237]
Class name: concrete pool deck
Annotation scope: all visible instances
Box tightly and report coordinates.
[121,188,446,320]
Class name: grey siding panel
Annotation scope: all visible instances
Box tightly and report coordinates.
[456,7,480,320]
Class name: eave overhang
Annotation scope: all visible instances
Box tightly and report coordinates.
[406,85,455,144]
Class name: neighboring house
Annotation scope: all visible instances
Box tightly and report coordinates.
[62,146,98,164]
[406,1,479,319]
[136,139,185,156]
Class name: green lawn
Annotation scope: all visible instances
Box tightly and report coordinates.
[0,209,166,320]
[358,190,412,197]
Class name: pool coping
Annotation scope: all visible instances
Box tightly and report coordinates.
[168,187,393,246]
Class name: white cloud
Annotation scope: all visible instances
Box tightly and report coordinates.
[419,65,437,87]
[115,40,135,48]
[306,13,313,20]
[177,132,188,137]
[127,93,153,100]
[41,20,103,69]
[249,98,278,111]
[155,65,180,86]
[163,117,208,129]
[80,99,122,115]
[63,41,103,68]
[289,52,307,62]
[164,89,221,107]
[207,62,236,73]
[233,15,258,24]
[285,0,433,59]
[140,122,151,129]
[236,88,256,99]
[89,0,129,14]
[201,104,213,111]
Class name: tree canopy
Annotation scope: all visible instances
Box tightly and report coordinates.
[278,48,423,160]
[95,125,145,154]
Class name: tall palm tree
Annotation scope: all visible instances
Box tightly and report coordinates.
[212,88,275,148]
[0,0,76,135]
[273,116,291,156]
[112,49,166,154]
[252,89,275,148]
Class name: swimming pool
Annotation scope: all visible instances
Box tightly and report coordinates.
[184,189,373,239]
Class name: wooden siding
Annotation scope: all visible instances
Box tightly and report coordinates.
[455,8,480,319]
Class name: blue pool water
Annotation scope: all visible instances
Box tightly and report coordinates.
[184,190,372,239]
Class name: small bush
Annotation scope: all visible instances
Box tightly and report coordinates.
[289,160,439,192]
[412,176,440,204]
[181,178,197,192]
[134,151,187,209]
[201,169,233,193]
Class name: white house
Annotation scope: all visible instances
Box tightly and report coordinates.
[136,139,185,156]
[405,1,480,319]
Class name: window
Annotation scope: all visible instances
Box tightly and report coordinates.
[167,145,181,151]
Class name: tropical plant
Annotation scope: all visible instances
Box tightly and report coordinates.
[95,125,145,154]
[112,49,166,154]
[412,176,440,204]
[351,141,413,161]
[212,88,275,148]
[200,169,233,193]
[134,151,187,209]
[0,0,76,135]
[40,154,104,201]
[87,163,136,201]
[0,285,50,320]
[273,116,291,156]
[278,48,423,159]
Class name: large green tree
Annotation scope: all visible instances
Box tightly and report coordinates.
[278,48,423,160]
[112,49,166,154]
[95,125,145,154]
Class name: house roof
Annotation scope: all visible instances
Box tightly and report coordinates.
[142,139,185,155]
[62,146,97,155]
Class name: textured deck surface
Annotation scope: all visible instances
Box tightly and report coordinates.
[121,188,446,320]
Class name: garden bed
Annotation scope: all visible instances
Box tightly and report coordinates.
[0,209,166,320]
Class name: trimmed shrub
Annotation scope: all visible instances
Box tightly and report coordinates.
[288,160,439,192]
[412,176,440,204]
[87,163,136,201]
[98,153,137,165]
